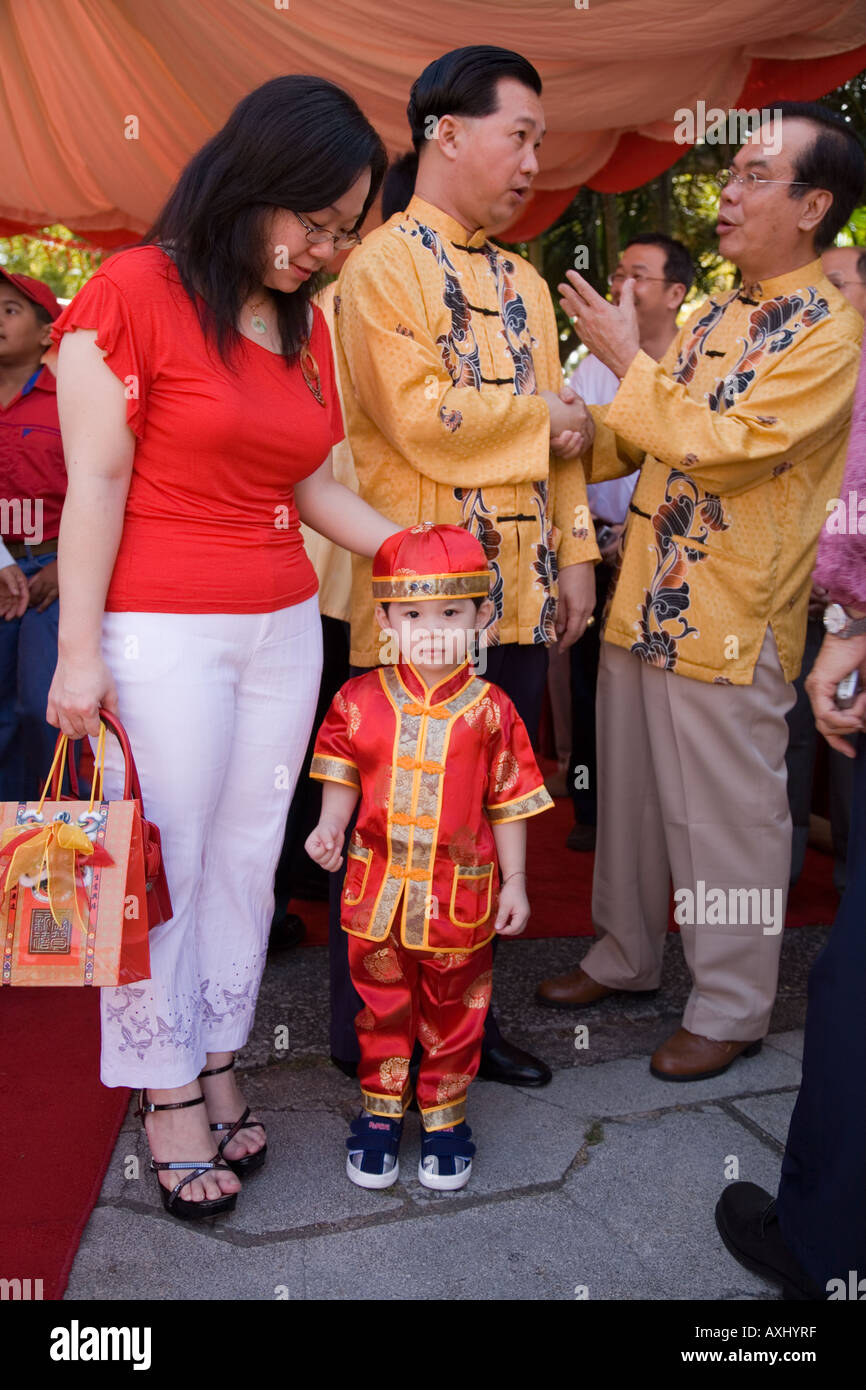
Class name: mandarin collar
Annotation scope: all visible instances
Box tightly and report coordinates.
[738,258,825,301]
[395,658,476,705]
[404,195,490,250]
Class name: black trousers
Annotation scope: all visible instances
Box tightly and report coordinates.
[568,563,613,826]
[776,732,866,1289]
[328,642,549,1061]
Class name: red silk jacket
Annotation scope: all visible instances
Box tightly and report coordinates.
[310,660,553,953]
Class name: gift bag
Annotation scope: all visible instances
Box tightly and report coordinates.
[0,711,171,986]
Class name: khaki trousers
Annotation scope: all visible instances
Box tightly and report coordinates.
[583,629,795,1039]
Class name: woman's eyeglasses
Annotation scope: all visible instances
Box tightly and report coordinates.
[292,209,362,252]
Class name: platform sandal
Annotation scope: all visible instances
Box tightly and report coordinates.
[345,1111,403,1189]
[418,1122,475,1191]
[136,1090,238,1220]
[199,1059,268,1177]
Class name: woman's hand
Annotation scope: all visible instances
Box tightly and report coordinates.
[46,654,118,739]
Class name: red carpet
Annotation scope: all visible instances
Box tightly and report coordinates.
[0,988,129,1300]
[289,794,839,945]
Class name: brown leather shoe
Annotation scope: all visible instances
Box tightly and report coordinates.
[535,967,618,1009]
[650,1027,763,1082]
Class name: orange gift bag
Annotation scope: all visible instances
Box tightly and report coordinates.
[0,711,171,986]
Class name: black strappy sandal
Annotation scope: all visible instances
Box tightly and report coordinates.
[199,1059,268,1178]
[136,1090,238,1220]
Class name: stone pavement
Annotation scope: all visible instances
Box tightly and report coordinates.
[65,927,828,1301]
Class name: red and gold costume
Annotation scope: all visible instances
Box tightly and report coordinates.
[311,524,553,1129]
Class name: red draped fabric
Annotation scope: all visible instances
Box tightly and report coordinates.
[0,1,863,246]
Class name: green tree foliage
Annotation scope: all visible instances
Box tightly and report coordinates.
[0,224,101,301]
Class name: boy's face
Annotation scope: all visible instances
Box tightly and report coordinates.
[376,596,493,669]
[0,286,52,364]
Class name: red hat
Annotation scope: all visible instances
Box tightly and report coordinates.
[372,523,491,602]
[0,269,62,321]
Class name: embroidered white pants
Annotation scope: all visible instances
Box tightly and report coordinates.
[96,600,322,1087]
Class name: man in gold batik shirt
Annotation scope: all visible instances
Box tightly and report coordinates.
[332,46,598,1090]
[539,104,865,1082]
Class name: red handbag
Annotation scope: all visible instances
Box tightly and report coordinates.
[50,709,173,931]
[0,711,172,986]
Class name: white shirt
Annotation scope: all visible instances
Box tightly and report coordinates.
[0,540,13,569]
[569,354,638,526]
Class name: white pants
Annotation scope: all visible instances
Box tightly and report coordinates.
[97,600,322,1087]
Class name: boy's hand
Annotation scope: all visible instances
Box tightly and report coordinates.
[493,874,530,936]
[304,817,347,873]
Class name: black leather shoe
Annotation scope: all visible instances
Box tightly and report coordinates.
[330,1054,358,1079]
[715,1182,826,1300]
[477,1040,552,1087]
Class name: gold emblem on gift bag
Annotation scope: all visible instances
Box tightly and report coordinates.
[28,907,73,955]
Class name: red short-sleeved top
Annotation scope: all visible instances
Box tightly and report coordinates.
[49,244,344,613]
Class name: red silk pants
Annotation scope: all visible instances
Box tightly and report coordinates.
[347,929,494,1131]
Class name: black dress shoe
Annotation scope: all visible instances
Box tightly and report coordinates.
[268,912,307,952]
[329,1054,358,1079]
[477,1040,552,1087]
[715,1182,826,1300]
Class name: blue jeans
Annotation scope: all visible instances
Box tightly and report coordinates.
[0,551,60,801]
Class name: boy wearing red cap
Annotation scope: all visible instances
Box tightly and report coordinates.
[0,270,65,798]
[306,523,552,1189]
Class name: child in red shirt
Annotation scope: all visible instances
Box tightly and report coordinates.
[306,523,552,1190]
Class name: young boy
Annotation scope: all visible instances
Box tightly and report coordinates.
[306,523,553,1190]
[0,271,65,799]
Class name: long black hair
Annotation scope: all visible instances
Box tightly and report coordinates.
[392,46,542,196]
[144,75,386,366]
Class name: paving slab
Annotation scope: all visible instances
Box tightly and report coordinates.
[729,1091,798,1148]
[518,1045,802,1119]
[562,1107,783,1300]
[300,1190,662,1301]
[64,1207,307,1302]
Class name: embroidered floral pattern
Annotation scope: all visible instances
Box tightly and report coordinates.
[439,406,463,432]
[672,296,733,387]
[363,945,404,982]
[379,1056,410,1092]
[482,244,538,394]
[462,694,501,734]
[630,470,730,670]
[530,479,558,643]
[462,969,493,1010]
[395,323,414,338]
[493,749,519,796]
[454,489,504,628]
[707,290,829,413]
[436,1071,473,1103]
[405,220,482,388]
[418,1018,443,1055]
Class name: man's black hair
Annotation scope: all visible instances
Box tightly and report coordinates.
[623,232,695,293]
[395,45,542,192]
[769,102,865,253]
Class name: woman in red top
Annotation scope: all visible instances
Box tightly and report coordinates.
[47,77,398,1220]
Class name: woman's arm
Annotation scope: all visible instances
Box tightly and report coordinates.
[294,454,400,558]
[47,329,135,738]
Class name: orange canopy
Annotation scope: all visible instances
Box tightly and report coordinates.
[1,0,864,247]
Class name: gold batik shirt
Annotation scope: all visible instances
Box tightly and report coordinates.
[587,260,863,684]
[335,195,599,668]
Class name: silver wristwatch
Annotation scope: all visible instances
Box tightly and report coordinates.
[823,602,866,638]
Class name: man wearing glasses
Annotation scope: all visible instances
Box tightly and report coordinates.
[539,102,864,1082]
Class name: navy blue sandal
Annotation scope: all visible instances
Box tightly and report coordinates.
[418,1122,475,1190]
[345,1111,403,1189]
